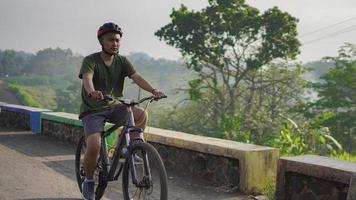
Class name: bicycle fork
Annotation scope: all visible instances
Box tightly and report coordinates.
[124,129,152,188]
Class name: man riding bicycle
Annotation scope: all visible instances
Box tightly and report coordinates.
[78,22,165,200]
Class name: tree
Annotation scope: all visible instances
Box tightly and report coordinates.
[157,60,309,142]
[236,62,308,141]
[310,43,356,153]
[26,48,82,80]
[55,80,81,113]
[155,0,300,131]
[0,50,33,76]
[314,43,356,110]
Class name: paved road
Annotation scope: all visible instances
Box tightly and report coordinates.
[0,127,250,200]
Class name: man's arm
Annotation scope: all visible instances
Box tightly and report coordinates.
[130,72,165,96]
[82,73,103,100]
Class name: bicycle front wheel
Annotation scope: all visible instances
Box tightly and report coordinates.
[122,142,168,200]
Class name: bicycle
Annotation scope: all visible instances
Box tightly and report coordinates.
[75,95,168,200]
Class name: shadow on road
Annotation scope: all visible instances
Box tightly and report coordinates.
[0,128,75,157]
[43,159,76,181]
[18,198,82,200]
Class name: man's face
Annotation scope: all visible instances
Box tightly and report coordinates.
[101,32,121,54]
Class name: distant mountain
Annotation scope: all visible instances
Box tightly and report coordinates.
[303,60,334,82]
[124,52,194,103]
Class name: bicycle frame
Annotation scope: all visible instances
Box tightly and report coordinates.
[99,104,146,183]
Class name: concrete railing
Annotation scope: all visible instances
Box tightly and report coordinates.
[276,155,356,200]
[0,102,279,194]
[0,102,51,133]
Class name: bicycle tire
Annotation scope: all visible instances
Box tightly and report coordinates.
[75,135,106,200]
[75,135,86,192]
[122,142,168,200]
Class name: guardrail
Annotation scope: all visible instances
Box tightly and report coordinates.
[0,102,51,133]
[276,155,356,200]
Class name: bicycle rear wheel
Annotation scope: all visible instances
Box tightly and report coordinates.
[122,142,168,200]
[75,135,106,200]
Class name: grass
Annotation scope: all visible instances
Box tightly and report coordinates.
[261,178,276,200]
[333,151,356,162]
[7,82,57,109]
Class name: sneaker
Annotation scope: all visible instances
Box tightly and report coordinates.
[81,179,95,200]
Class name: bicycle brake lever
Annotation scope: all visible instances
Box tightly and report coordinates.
[153,95,167,100]
[103,95,114,101]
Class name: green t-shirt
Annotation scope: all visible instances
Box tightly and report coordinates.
[78,52,136,118]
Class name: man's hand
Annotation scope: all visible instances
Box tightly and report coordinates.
[88,90,104,100]
[151,88,166,97]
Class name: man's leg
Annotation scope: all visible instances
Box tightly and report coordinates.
[132,106,148,129]
[81,111,108,200]
[80,132,101,200]
[83,132,101,179]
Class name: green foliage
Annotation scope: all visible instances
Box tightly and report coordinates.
[26,48,82,80]
[154,2,354,162]
[7,81,57,109]
[188,79,203,100]
[222,114,252,143]
[6,75,51,85]
[157,102,218,136]
[308,43,356,153]
[55,80,81,113]
[273,122,306,156]
[240,62,308,140]
[156,1,300,69]
[157,60,309,146]
[0,50,33,77]
[7,82,41,108]
[272,113,343,156]
[261,178,276,200]
[333,152,356,162]
[0,47,82,110]
[314,64,356,109]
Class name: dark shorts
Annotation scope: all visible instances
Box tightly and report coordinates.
[81,104,128,136]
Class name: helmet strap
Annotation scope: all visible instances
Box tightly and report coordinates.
[101,46,117,56]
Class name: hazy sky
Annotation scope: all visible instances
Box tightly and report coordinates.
[1,0,356,63]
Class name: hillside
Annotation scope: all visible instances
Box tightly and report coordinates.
[0,48,193,113]
[0,80,22,105]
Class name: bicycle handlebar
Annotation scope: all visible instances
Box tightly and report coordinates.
[103,95,167,106]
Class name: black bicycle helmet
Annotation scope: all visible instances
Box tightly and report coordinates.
[97,22,123,38]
